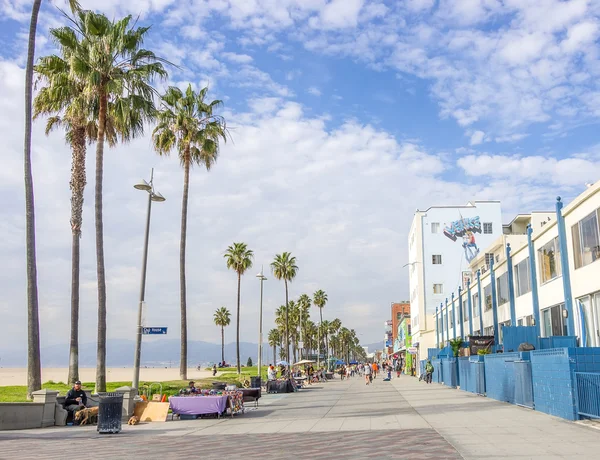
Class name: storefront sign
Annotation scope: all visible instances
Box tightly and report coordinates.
[469,336,494,355]
[407,347,418,354]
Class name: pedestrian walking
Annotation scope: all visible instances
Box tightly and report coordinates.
[364,362,372,385]
[425,359,434,384]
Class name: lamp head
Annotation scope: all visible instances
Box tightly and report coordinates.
[151,191,166,202]
[134,180,152,191]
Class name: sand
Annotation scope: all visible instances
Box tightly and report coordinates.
[0,367,217,386]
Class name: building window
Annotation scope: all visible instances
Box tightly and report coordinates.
[396,312,402,321]
[484,326,494,336]
[433,284,443,294]
[484,284,492,311]
[496,272,509,306]
[541,304,567,337]
[407,324,411,336]
[431,222,440,234]
[432,254,442,264]
[572,209,600,269]
[485,253,494,268]
[484,222,493,234]
[515,258,531,297]
[472,293,479,317]
[463,294,469,321]
[538,237,561,283]
[473,330,481,336]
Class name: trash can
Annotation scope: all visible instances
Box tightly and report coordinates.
[250,376,261,388]
[97,392,123,434]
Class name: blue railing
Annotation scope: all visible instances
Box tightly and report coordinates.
[575,372,600,419]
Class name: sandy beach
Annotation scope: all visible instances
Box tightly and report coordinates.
[0,367,216,386]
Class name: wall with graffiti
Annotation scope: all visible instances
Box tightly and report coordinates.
[443,216,482,263]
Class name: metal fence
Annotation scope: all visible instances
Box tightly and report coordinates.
[575,372,600,419]
[514,360,534,409]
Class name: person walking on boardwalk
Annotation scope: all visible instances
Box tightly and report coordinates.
[425,360,434,384]
[364,362,372,385]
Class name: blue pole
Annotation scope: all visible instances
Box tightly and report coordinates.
[458,286,464,339]
[440,302,445,345]
[467,280,474,337]
[506,243,517,325]
[490,257,500,345]
[445,298,450,345]
[556,197,576,337]
[527,225,541,334]
[477,269,484,335]
[451,293,456,340]
[435,306,439,349]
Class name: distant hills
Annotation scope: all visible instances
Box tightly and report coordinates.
[0,339,380,367]
[0,339,268,368]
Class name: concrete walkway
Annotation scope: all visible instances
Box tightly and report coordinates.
[1,374,599,459]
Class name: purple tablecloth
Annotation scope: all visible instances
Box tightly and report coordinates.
[169,396,228,415]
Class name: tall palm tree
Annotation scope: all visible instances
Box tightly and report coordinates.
[65,10,167,391]
[268,329,280,364]
[23,0,43,400]
[153,85,225,379]
[224,242,254,374]
[213,307,231,366]
[313,290,328,366]
[297,294,311,360]
[271,252,298,369]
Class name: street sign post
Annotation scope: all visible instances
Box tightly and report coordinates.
[142,327,168,335]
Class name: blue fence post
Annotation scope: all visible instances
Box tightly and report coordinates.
[490,257,499,344]
[506,243,517,325]
[445,298,450,344]
[436,306,439,349]
[527,225,541,334]
[452,292,456,340]
[556,196,576,337]
[467,279,474,337]
[477,269,484,334]
[440,302,445,345]
[458,287,464,339]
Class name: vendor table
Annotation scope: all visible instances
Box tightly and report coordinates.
[169,395,228,417]
[240,388,261,407]
[267,379,295,394]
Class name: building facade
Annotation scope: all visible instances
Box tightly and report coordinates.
[391,302,410,352]
[435,181,600,349]
[408,201,503,363]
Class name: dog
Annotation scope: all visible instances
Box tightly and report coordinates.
[128,415,140,425]
[74,406,99,426]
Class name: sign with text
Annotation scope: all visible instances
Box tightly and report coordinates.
[408,347,418,354]
[469,335,494,355]
[142,327,168,335]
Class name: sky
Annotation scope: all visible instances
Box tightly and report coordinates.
[1,0,600,355]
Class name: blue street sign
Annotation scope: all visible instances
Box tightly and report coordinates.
[142,327,168,335]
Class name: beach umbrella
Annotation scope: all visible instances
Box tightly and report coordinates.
[276,360,289,366]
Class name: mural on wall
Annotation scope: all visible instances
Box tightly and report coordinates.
[444,216,481,262]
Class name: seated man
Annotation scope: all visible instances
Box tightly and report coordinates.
[64,380,87,419]
[188,381,198,394]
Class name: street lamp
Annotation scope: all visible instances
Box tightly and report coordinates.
[256,268,267,381]
[132,168,165,391]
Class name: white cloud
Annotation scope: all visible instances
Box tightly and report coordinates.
[222,52,254,64]
[307,86,321,96]
[310,0,365,30]
[469,130,485,146]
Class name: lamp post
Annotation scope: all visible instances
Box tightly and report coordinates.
[256,268,267,379]
[132,169,165,391]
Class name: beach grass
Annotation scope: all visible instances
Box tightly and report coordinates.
[0,374,250,402]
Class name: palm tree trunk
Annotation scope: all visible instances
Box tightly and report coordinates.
[68,127,86,385]
[24,0,42,400]
[272,345,276,364]
[221,326,225,366]
[179,156,190,380]
[284,280,289,370]
[236,272,241,374]
[95,86,108,393]
[319,308,323,366]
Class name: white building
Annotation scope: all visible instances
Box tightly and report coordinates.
[408,201,503,361]
[436,180,600,348]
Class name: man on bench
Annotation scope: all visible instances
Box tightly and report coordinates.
[64,381,87,422]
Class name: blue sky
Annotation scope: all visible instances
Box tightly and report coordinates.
[0,0,599,352]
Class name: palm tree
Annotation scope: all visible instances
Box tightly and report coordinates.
[33,23,121,385]
[297,294,311,360]
[313,290,328,366]
[23,0,43,400]
[224,242,254,374]
[213,307,231,366]
[268,329,280,364]
[153,85,226,380]
[65,10,167,391]
[271,253,298,369]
